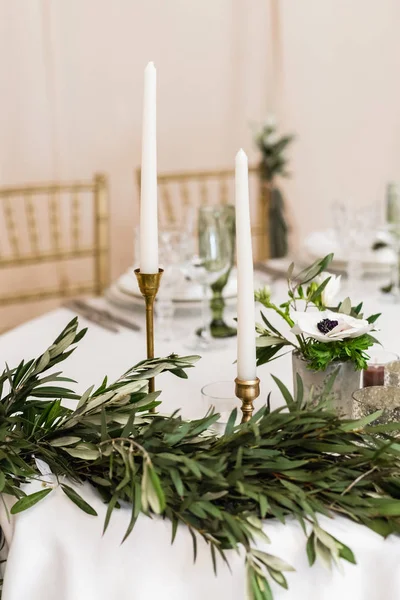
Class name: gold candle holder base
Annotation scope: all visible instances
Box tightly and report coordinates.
[134,268,163,405]
[235,377,260,423]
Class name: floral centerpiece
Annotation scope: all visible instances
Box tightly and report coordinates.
[254,116,295,258]
[255,254,380,415]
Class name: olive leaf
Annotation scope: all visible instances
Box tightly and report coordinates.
[61,484,97,516]
[256,336,288,348]
[11,488,53,514]
[50,436,81,447]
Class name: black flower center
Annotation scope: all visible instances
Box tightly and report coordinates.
[317,318,339,334]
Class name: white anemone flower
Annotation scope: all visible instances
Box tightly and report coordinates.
[315,272,341,307]
[291,310,372,343]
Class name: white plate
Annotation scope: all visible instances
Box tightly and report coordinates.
[105,285,237,312]
[117,268,238,303]
[105,268,269,311]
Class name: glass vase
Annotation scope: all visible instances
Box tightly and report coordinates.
[198,205,237,339]
[292,352,361,418]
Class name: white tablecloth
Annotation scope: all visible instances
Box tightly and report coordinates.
[1,279,400,599]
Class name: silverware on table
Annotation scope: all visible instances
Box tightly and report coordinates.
[100,308,140,331]
[66,299,140,332]
[64,301,119,333]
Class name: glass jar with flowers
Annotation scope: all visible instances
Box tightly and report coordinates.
[255,255,380,417]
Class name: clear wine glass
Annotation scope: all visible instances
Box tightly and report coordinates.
[332,202,378,293]
[181,209,232,351]
[156,228,188,342]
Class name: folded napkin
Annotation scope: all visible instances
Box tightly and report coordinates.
[117,268,238,302]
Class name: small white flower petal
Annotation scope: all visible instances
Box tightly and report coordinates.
[290,324,303,335]
[316,272,341,307]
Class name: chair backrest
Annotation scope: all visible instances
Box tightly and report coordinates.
[135,166,269,261]
[0,173,109,306]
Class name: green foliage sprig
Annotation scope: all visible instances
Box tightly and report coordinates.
[254,117,295,182]
[1,319,400,600]
[256,254,380,371]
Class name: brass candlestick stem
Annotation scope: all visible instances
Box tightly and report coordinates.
[235,377,260,423]
[134,268,163,403]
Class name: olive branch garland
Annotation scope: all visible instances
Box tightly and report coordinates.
[0,319,400,600]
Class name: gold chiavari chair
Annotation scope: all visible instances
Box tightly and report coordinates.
[135,166,269,261]
[0,173,109,309]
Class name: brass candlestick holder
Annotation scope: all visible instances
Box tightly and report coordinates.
[134,268,163,404]
[235,377,260,423]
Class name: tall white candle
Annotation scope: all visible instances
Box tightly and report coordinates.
[139,62,158,274]
[235,149,257,381]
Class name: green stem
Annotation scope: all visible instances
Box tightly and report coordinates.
[295,334,307,355]
[266,302,294,329]
[259,299,308,356]
[289,282,298,312]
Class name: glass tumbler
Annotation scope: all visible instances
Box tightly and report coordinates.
[201,381,239,434]
[384,360,400,387]
[352,386,400,431]
[362,349,400,387]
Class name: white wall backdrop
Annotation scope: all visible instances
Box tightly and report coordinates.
[0,0,271,281]
[279,0,400,245]
[1,0,400,286]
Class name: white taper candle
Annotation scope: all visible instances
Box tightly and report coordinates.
[235,149,257,381]
[139,62,158,273]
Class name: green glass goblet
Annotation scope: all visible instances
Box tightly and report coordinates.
[198,205,236,339]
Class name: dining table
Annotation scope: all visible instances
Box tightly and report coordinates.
[0,266,400,600]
